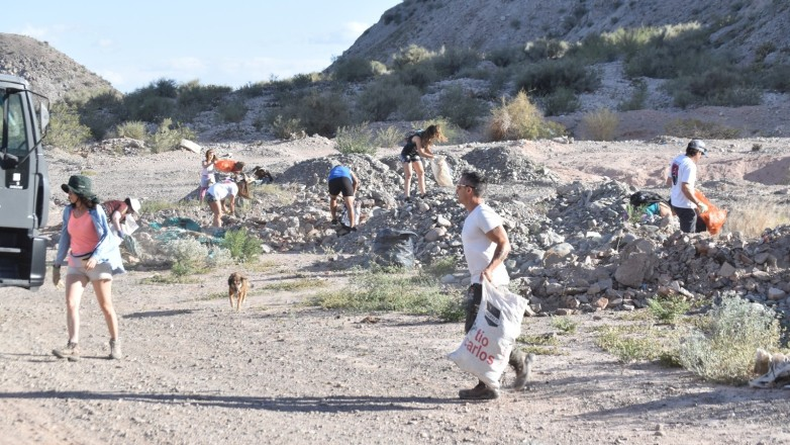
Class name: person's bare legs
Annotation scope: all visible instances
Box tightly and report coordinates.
[92,279,119,340]
[402,162,413,198]
[64,274,88,343]
[413,160,427,195]
[329,195,339,221]
[343,195,356,228]
[209,201,223,227]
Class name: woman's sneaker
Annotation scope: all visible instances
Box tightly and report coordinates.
[53,342,80,361]
[109,339,123,360]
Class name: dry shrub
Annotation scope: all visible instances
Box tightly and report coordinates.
[677,296,781,384]
[725,200,790,238]
[664,118,740,139]
[581,108,619,141]
[487,91,565,141]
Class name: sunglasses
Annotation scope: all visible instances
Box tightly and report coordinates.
[455,183,476,190]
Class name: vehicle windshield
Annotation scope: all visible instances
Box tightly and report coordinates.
[0,88,30,157]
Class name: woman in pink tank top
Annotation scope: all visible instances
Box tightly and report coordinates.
[52,175,125,362]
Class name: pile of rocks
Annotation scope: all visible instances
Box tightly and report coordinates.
[134,150,790,320]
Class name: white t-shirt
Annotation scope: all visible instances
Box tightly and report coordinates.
[462,203,510,286]
[207,181,238,201]
[201,160,215,179]
[669,155,696,209]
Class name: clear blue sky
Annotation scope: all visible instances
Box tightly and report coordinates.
[5,1,401,93]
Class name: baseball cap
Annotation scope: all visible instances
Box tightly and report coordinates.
[688,139,707,155]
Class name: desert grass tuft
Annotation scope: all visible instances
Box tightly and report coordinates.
[725,200,790,238]
[309,268,464,321]
[581,108,619,141]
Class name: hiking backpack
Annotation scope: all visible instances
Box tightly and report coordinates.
[629,190,665,207]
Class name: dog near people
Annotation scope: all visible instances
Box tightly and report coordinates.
[227,272,250,310]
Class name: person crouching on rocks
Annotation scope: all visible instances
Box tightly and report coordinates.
[327,164,359,231]
[52,175,126,361]
[206,178,250,228]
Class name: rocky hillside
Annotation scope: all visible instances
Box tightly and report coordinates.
[341,0,790,66]
[0,33,117,102]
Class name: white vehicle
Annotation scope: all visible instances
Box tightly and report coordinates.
[0,74,50,290]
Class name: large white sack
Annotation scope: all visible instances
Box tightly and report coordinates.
[431,155,454,187]
[448,280,528,389]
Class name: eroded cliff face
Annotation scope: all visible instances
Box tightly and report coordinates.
[338,0,790,66]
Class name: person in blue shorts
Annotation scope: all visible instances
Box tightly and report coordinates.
[328,165,359,230]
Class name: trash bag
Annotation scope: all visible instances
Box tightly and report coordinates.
[339,201,361,228]
[430,155,454,187]
[447,280,529,389]
[694,190,728,235]
[214,159,240,173]
[372,228,418,268]
[629,190,665,207]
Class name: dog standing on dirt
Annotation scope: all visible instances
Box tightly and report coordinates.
[228,272,249,311]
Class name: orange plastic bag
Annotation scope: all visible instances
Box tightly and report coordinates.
[694,190,728,235]
[214,159,239,173]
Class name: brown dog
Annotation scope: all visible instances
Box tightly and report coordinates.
[227,272,249,311]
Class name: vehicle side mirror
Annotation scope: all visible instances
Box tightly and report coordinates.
[1,152,19,169]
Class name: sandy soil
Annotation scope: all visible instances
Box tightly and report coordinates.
[4,113,790,444]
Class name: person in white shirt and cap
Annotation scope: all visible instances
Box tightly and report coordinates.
[667,139,708,233]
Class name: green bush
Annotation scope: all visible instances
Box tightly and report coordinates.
[486,45,527,67]
[391,44,435,70]
[45,103,93,150]
[580,108,619,140]
[666,70,762,108]
[237,81,269,98]
[437,85,487,129]
[216,97,248,123]
[647,296,691,324]
[149,118,196,153]
[542,87,580,116]
[223,227,262,263]
[177,81,232,119]
[514,58,600,97]
[123,78,178,122]
[759,64,790,92]
[357,77,423,121]
[525,38,570,61]
[113,121,147,140]
[294,90,352,137]
[618,79,648,111]
[432,47,482,77]
[268,114,305,140]
[74,90,125,140]
[677,296,782,383]
[487,91,566,141]
[333,56,378,82]
[396,63,439,90]
[335,123,375,155]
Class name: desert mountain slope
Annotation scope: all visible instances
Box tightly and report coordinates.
[0,33,117,101]
[340,0,790,66]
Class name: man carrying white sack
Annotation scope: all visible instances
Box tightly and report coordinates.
[455,170,534,400]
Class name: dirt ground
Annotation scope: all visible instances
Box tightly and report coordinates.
[4,107,790,444]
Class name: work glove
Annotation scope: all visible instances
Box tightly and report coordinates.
[697,202,709,214]
[52,266,61,288]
